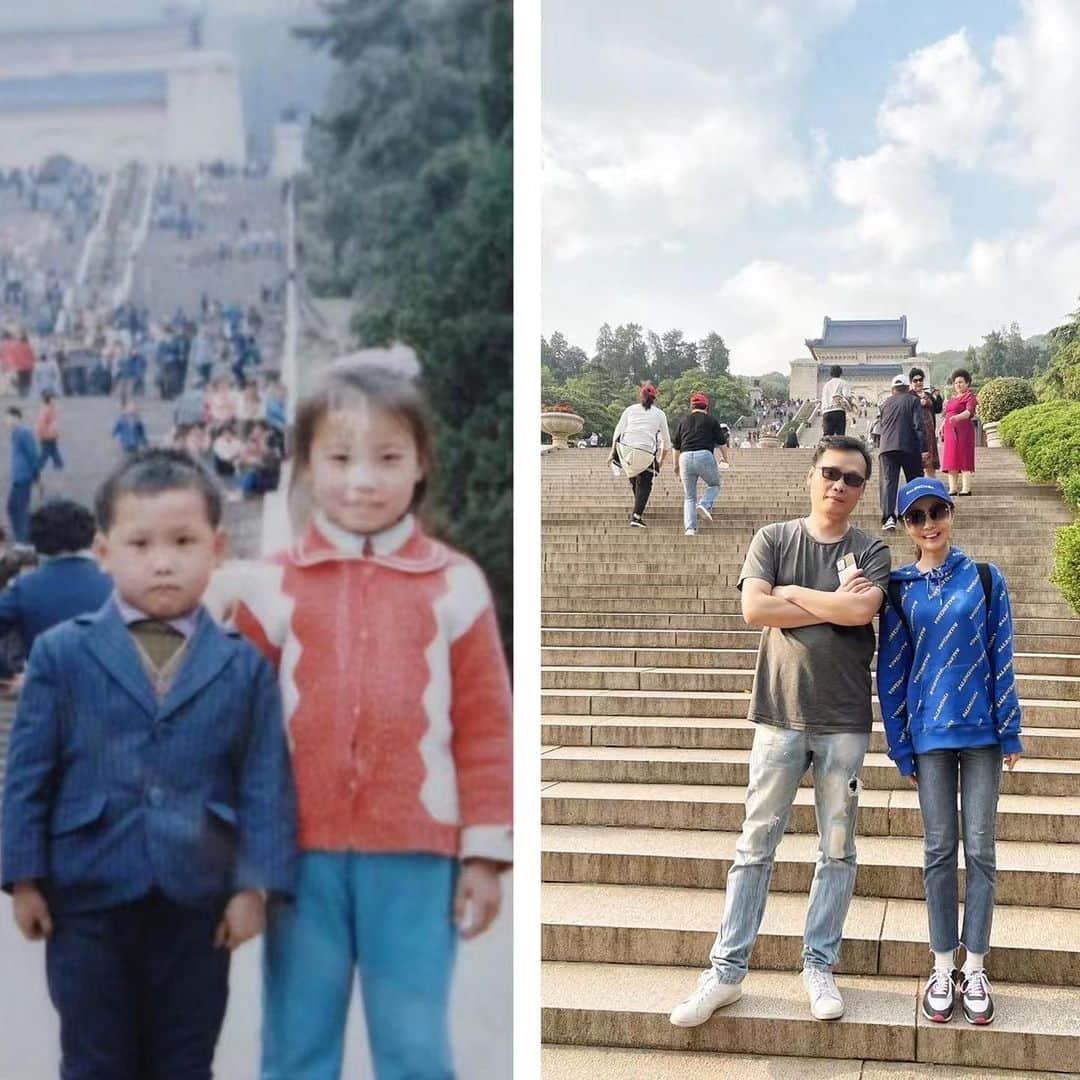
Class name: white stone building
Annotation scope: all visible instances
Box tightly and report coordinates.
[790,316,919,405]
[0,10,245,169]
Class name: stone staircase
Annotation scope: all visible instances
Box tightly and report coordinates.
[541,446,1080,1077]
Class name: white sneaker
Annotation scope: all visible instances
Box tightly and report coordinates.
[669,969,743,1027]
[802,967,844,1021]
[696,504,713,523]
[882,516,897,531]
[685,528,696,536]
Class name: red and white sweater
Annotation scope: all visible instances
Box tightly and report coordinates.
[221,513,513,864]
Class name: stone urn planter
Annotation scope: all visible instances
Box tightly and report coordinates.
[758,435,782,449]
[541,411,584,449]
[983,421,1002,448]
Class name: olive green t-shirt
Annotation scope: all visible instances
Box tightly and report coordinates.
[737,518,892,734]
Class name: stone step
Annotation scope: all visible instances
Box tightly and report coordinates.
[542,882,1080,985]
[542,611,1080,638]
[544,711,1080,747]
[540,780,1080,844]
[540,596,1078,619]
[542,688,1080,730]
[542,631,1080,660]
[541,824,1080,908]
[543,665,1080,703]
[542,1046,1077,1080]
[541,746,1080,796]
[541,961,1080,1072]
[542,645,1080,677]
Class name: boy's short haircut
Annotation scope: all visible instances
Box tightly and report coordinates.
[95,448,223,532]
[812,435,873,481]
[6,407,21,419]
[29,499,97,556]
[829,364,843,378]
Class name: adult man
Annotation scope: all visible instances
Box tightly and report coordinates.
[819,365,852,436]
[669,436,891,1025]
[878,373,928,530]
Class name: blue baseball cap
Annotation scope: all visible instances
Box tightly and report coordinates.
[897,476,954,518]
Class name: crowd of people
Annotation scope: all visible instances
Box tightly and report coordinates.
[0,358,513,1079]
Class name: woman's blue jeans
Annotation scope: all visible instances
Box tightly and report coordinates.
[915,745,1002,955]
[680,449,721,531]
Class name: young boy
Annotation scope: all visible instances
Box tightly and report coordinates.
[1,448,297,1078]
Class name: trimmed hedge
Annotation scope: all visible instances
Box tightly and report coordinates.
[976,376,1036,424]
[1000,401,1080,616]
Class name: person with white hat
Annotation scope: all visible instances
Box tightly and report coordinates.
[877,372,928,531]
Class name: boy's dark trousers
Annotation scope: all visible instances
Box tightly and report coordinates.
[45,890,229,1080]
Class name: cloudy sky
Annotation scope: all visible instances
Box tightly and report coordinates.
[543,0,1080,374]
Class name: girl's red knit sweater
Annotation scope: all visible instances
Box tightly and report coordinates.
[228,514,513,864]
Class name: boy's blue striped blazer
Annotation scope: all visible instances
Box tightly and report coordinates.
[1,600,297,913]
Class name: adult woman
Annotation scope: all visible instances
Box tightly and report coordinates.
[878,477,1023,1028]
[941,369,978,495]
[672,391,730,535]
[610,382,672,528]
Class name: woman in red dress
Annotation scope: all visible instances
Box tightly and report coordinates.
[941,368,978,496]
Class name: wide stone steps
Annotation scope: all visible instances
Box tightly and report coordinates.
[542,962,1080,1072]
[541,780,1080,844]
[543,1046,1077,1080]
[542,882,1080,985]
[541,824,1080,908]
[540,445,1080,1074]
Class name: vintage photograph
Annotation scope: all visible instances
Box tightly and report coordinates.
[0,2,512,1077]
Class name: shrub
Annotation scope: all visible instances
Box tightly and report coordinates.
[1054,522,1080,615]
[999,401,1080,483]
[976,377,1037,423]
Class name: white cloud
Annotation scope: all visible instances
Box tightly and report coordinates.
[877,30,1002,168]
[829,144,951,262]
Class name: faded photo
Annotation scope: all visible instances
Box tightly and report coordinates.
[0,2,512,1078]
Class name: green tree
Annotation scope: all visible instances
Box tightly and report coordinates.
[298,0,513,654]
[657,370,751,429]
[611,323,649,382]
[541,330,587,382]
[698,332,730,377]
[1036,299,1080,401]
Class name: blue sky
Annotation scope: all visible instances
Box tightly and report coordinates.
[543,0,1080,373]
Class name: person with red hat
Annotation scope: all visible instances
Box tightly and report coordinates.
[609,382,671,527]
[673,391,731,535]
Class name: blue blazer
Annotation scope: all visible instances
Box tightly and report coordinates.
[0,556,113,654]
[1,601,297,914]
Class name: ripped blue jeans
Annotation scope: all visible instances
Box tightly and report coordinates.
[710,723,870,982]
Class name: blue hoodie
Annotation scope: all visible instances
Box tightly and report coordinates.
[877,547,1023,777]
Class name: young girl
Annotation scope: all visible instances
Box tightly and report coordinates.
[226,360,512,1079]
[878,477,1023,1027]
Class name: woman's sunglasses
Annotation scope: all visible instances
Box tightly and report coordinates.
[814,465,866,488]
[903,504,953,527]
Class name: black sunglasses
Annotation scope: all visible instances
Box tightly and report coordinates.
[814,465,866,488]
[903,504,953,526]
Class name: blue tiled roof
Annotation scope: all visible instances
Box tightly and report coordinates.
[806,316,916,348]
[0,71,167,113]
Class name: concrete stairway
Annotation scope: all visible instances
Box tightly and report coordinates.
[541,446,1080,1077]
